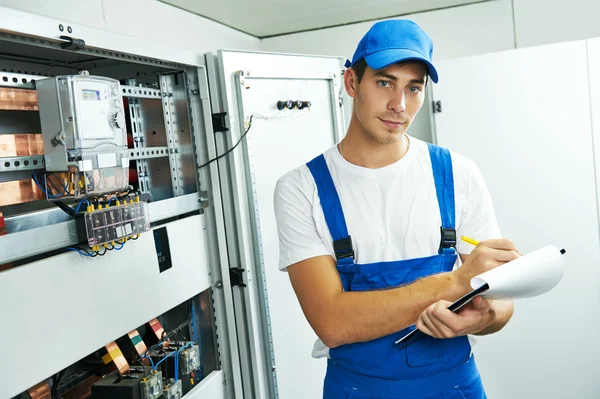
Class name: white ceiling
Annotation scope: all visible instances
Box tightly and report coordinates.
[159,0,489,38]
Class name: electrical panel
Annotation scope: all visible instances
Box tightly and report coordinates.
[179,344,201,375]
[140,370,163,399]
[36,72,129,199]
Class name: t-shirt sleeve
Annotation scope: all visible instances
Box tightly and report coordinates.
[273,171,330,271]
[456,159,502,256]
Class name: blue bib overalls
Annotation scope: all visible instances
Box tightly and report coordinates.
[306,143,487,399]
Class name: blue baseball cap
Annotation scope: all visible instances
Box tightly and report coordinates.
[345,20,438,83]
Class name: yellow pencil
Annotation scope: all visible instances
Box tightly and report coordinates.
[461,236,480,246]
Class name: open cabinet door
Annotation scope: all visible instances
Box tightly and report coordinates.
[204,50,348,399]
[432,40,600,399]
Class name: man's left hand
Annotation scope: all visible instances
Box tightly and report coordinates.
[416,296,495,338]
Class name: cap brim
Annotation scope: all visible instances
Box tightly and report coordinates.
[365,49,438,83]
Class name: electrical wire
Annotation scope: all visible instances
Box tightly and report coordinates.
[140,355,155,370]
[136,358,149,378]
[154,350,176,369]
[198,114,254,169]
[32,172,63,199]
[191,302,198,343]
[113,242,125,250]
[74,199,91,214]
[66,247,94,257]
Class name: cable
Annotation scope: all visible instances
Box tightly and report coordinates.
[74,199,91,214]
[154,350,176,369]
[174,350,179,382]
[190,302,198,343]
[198,115,254,170]
[136,358,149,378]
[54,200,76,217]
[66,247,94,257]
[140,355,155,370]
[114,242,125,251]
[32,172,62,199]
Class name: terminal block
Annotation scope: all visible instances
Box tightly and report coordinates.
[76,201,150,247]
[140,370,163,399]
[163,379,182,399]
[179,344,201,375]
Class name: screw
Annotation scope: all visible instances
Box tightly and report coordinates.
[67,26,73,34]
[246,71,250,76]
[59,24,64,32]
[215,281,223,289]
[240,79,245,85]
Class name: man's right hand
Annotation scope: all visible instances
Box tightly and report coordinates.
[453,239,521,294]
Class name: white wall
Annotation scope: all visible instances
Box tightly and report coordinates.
[0,0,260,55]
[513,0,600,48]
[101,0,259,54]
[260,0,515,62]
[0,0,107,29]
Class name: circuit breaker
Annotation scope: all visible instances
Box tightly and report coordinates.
[36,72,129,198]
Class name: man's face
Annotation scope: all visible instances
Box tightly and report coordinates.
[346,62,427,144]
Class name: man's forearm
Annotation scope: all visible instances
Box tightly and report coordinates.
[324,272,467,347]
[474,300,514,336]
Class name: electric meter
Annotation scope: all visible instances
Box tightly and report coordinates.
[36,71,129,199]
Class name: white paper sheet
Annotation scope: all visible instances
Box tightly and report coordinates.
[470,245,566,300]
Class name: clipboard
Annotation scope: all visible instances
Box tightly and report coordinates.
[394,282,490,347]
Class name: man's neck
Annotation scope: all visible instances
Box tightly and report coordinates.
[339,121,410,169]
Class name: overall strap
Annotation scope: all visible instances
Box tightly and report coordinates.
[307,155,354,265]
[427,143,457,255]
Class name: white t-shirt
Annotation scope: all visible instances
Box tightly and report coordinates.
[273,135,501,358]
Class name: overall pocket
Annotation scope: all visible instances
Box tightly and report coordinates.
[406,333,442,367]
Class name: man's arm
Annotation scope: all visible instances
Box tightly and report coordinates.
[288,255,460,348]
[288,240,519,348]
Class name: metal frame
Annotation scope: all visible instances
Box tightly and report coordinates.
[126,79,154,196]
[0,155,44,172]
[206,52,263,399]
[160,74,197,196]
[185,64,244,399]
[160,75,182,196]
[0,147,169,174]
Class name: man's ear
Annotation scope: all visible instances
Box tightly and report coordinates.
[344,68,358,98]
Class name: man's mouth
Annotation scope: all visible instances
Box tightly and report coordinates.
[378,118,405,128]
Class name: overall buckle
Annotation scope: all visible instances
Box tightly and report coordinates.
[333,236,355,260]
[439,227,457,254]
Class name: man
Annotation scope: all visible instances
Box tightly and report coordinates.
[274,19,519,399]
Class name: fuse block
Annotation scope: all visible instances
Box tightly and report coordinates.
[179,344,201,375]
[77,201,150,247]
[163,380,182,399]
[140,370,163,399]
